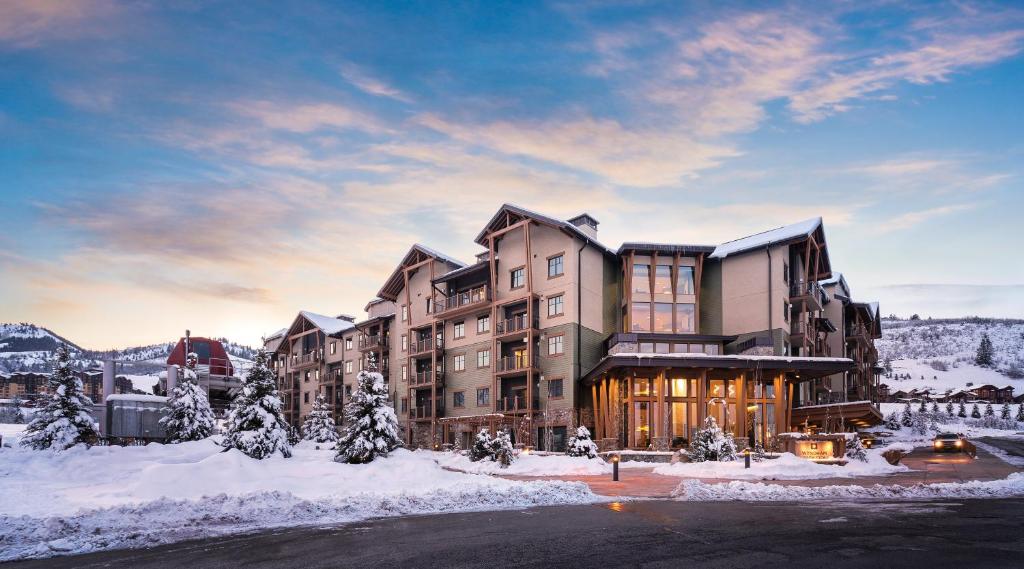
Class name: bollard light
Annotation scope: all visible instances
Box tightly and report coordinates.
[744,447,751,469]
[611,453,620,481]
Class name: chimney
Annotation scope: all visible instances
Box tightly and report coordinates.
[336,314,356,323]
[567,213,599,240]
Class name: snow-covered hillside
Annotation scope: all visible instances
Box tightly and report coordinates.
[878,318,1024,396]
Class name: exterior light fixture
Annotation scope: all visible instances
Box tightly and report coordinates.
[611,454,620,481]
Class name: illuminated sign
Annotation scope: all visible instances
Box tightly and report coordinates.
[794,440,835,460]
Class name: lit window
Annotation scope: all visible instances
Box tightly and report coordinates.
[401,365,407,380]
[654,303,673,332]
[548,254,564,277]
[345,338,353,350]
[401,334,407,351]
[631,302,651,331]
[547,294,564,317]
[655,265,672,295]
[345,361,352,373]
[676,266,695,295]
[330,342,337,355]
[632,264,650,294]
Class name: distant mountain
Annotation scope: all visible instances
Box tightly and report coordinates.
[0,323,256,375]
[878,317,1024,395]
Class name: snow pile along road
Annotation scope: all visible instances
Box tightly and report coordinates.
[673,472,1024,501]
[0,441,602,561]
[435,450,651,476]
[653,451,906,480]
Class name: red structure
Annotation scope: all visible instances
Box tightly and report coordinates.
[167,336,234,376]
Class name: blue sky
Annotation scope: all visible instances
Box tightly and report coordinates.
[1,0,1022,348]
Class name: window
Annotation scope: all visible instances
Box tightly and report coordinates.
[547,294,564,317]
[401,334,407,351]
[358,359,364,371]
[784,301,791,323]
[477,387,490,406]
[477,314,490,333]
[454,354,466,371]
[315,369,320,381]
[548,378,564,399]
[453,391,465,408]
[548,334,564,355]
[345,361,353,373]
[676,303,695,333]
[655,264,672,295]
[510,267,525,289]
[426,298,433,314]
[401,305,408,322]
[401,398,408,413]
[454,321,465,339]
[304,392,310,404]
[654,303,673,332]
[783,262,790,284]
[345,337,353,350]
[631,302,651,331]
[330,341,337,355]
[345,385,352,396]
[401,365,408,381]
[477,349,490,368]
[304,371,310,383]
[548,254,564,277]
[632,263,650,294]
[676,266,695,295]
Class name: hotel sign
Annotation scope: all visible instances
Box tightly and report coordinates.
[793,440,835,460]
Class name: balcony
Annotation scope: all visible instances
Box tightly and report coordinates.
[409,337,443,358]
[410,369,444,387]
[789,280,823,312]
[495,353,539,375]
[434,285,490,317]
[290,350,322,369]
[846,324,870,345]
[495,395,539,413]
[410,399,444,420]
[789,319,809,344]
[494,313,539,339]
[359,335,388,352]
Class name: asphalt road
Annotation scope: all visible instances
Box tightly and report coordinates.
[977,436,1024,459]
[7,498,1024,569]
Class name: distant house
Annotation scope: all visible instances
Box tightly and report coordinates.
[0,369,134,404]
[969,384,1014,403]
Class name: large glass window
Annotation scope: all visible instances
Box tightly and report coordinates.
[548,254,564,277]
[631,302,651,331]
[654,265,672,294]
[676,266,695,295]
[632,264,650,294]
[676,303,696,333]
[653,303,673,332]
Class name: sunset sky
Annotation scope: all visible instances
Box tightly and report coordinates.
[1,1,1023,349]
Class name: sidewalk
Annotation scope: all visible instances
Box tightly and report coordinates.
[504,447,1021,498]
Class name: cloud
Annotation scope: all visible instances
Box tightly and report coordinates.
[0,0,119,49]
[229,100,385,134]
[878,203,978,233]
[339,63,412,103]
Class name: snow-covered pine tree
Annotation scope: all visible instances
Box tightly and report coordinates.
[2,395,26,424]
[900,403,913,427]
[930,401,939,415]
[884,412,900,430]
[845,436,867,462]
[160,367,215,443]
[945,401,954,418]
[302,393,339,445]
[491,430,515,467]
[334,354,401,464]
[958,401,967,418]
[975,333,994,367]
[971,403,981,419]
[1016,404,1024,423]
[911,411,929,435]
[221,349,292,459]
[20,344,97,451]
[685,416,737,462]
[1000,402,1011,421]
[287,424,302,445]
[470,428,493,462]
[984,402,994,417]
[918,399,927,413]
[566,425,599,459]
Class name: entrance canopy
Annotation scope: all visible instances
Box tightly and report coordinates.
[582,353,855,385]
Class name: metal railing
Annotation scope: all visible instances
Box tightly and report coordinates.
[410,337,443,356]
[790,280,823,299]
[434,285,490,315]
[494,314,538,336]
[495,395,539,412]
[496,353,538,373]
[410,369,443,386]
[359,335,387,351]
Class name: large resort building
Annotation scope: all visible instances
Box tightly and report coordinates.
[265,204,883,451]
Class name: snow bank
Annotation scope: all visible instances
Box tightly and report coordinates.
[653,451,906,480]
[435,451,654,476]
[0,442,601,561]
[673,473,1024,502]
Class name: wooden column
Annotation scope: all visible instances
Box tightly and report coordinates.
[655,368,666,440]
[697,369,708,425]
[626,376,634,448]
[786,381,794,432]
[591,382,601,438]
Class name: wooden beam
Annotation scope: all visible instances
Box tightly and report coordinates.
[592,382,601,439]
[694,253,704,332]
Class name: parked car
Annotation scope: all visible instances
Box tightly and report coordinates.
[932,432,965,453]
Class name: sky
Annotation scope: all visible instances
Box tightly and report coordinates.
[1,0,1023,349]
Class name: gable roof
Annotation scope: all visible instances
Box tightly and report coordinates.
[618,242,716,256]
[298,311,355,336]
[710,217,822,259]
[473,203,615,256]
[819,272,851,298]
[377,243,466,301]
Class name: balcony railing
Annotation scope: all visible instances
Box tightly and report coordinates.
[495,395,540,413]
[410,400,444,419]
[790,280,823,299]
[410,337,443,356]
[291,351,322,367]
[846,324,869,342]
[410,369,443,386]
[494,314,538,337]
[359,335,387,351]
[496,353,539,374]
[434,285,490,316]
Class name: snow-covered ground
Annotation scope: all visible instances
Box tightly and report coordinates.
[653,451,906,480]
[436,451,651,476]
[0,434,601,561]
[876,402,1024,440]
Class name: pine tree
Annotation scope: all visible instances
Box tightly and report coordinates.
[845,436,867,462]
[20,345,97,451]
[1016,404,1024,423]
[160,369,216,443]
[9,395,25,424]
[930,401,939,415]
[334,354,401,464]
[900,403,913,427]
[884,412,900,430]
[975,333,994,367]
[971,403,981,419]
[958,401,967,418]
[490,430,515,467]
[221,349,292,459]
[1000,402,1011,421]
[470,428,493,462]
[911,412,929,435]
[566,425,599,459]
[302,393,339,444]
[984,402,994,417]
[918,399,927,413]
[685,416,737,462]
[945,401,954,418]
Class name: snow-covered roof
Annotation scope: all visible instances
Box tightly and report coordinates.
[299,311,356,336]
[106,394,168,404]
[411,243,466,269]
[819,272,851,298]
[710,217,822,259]
[473,203,616,256]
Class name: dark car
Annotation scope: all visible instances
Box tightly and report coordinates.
[932,432,965,453]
